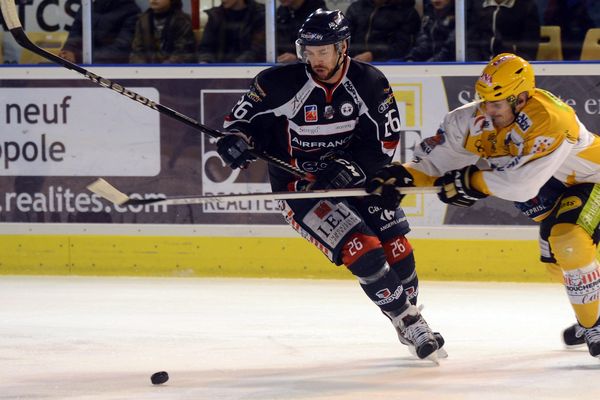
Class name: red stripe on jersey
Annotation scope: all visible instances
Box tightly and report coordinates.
[383,140,399,149]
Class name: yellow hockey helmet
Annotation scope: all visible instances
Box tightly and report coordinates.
[475,53,535,102]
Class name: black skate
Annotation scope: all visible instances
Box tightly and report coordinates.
[562,323,585,348]
[392,304,440,363]
[391,305,448,359]
[583,323,600,358]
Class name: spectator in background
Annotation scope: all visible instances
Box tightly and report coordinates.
[544,0,593,60]
[129,0,196,64]
[404,0,455,61]
[466,0,540,61]
[345,0,421,62]
[198,0,265,63]
[276,0,326,63]
[59,0,140,64]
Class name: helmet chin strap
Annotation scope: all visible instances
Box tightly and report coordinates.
[323,53,346,81]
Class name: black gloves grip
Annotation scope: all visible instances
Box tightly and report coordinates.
[365,162,415,210]
[434,165,488,207]
[217,133,256,169]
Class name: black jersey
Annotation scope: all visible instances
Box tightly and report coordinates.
[223,59,401,190]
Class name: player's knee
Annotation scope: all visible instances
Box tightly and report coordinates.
[549,223,596,271]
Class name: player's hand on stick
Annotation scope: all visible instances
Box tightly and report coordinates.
[217,133,257,169]
[434,165,488,207]
[366,162,414,209]
[312,159,366,190]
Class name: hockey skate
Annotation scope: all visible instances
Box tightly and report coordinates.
[391,304,440,363]
[387,305,448,360]
[583,323,600,358]
[562,323,586,348]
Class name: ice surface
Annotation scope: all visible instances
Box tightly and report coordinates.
[1,277,599,400]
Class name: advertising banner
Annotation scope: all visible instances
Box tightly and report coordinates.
[1,72,600,226]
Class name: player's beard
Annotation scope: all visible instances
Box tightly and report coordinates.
[311,64,332,81]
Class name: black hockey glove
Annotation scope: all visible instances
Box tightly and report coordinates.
[365,162,414,210]
[312,159,367,190]
[216,133,256,169]
[434,165,488,207]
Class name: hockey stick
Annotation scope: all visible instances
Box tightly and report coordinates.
[87,178,440,206]
[0,0,304,178]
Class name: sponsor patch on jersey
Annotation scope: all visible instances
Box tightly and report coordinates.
[420,129,446,154]
[515,112,532,132]
[340,102,354,116]
[556,196,582,218]
[247,82,265,102]
[531,135,555,153]
[247,91,262,102]
[378,93,395,113]
[343,81,360,105]
[303,200,361,248]
[304,105,318,122]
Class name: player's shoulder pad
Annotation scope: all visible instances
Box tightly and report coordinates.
[347,59,387,83]
[445,101,479,126]
[254,63,308,98]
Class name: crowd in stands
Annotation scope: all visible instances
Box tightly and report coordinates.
[3,0,600,64]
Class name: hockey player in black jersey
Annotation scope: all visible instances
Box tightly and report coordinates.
[217,9,445,362]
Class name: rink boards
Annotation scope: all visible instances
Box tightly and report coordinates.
[0,224,555,282]
[2,63,600,282]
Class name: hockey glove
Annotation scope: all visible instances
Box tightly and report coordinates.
[365,162,414,210]
[217,133,256,169]
[312,159,367,190]
[434,165,488,207]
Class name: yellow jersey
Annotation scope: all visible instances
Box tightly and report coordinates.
[407,88,600,205]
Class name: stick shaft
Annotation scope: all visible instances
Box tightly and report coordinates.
[135,186,440,206]
[87,178,439,207]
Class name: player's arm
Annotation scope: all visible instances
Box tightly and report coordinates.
[367,104,481,208]
[218,73,274,169]
[440,114,576,206]
[472,126,574,202]
[349,70,401,176]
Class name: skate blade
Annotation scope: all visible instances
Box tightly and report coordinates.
[436,347,448,359]
[407,345,441,365]
[563,343,586,350]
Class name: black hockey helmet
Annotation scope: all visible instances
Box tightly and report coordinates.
[297,9,351,46]
[295,9,350,62]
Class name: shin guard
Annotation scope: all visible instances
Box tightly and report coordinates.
[383,236,418,304]
[343,234,407,312]
[550,223,600,328]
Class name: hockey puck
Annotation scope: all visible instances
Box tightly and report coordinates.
[150,371,169,385]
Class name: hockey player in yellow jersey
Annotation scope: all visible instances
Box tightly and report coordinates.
[367,53,600,359]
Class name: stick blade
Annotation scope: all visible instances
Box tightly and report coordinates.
[87,178,130,206]
[0,0,22,29]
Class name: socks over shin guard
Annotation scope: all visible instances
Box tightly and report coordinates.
[345,247,408,313]
[389,252,419,305]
